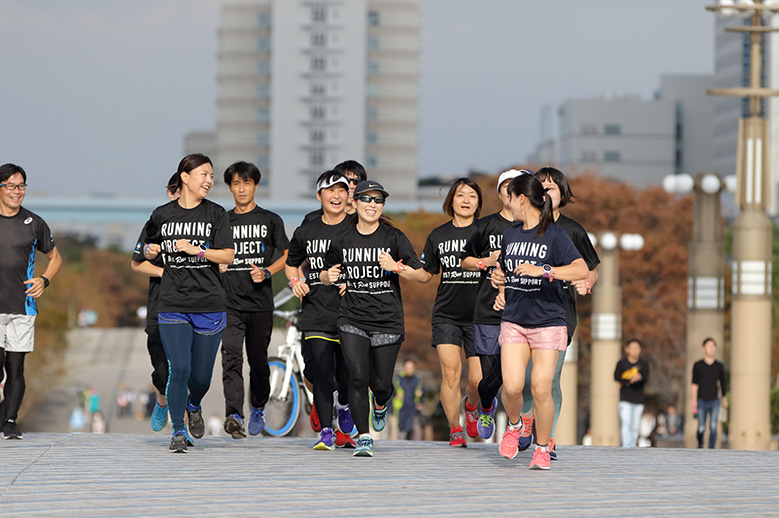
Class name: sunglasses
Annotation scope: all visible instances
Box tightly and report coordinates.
[357,194,386,205]
[347,178,360,185]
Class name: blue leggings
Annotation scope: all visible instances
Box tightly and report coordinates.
[522,347,566,438]
[159,323,223,433]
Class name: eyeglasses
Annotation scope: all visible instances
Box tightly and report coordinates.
[0,183,27,191]
[357,194,386,205]
[347,177,360,185]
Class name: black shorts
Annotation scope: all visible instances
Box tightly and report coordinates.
[431,322,475,358]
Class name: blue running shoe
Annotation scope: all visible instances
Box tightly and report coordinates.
[186,398,205,439]
[183,430,195,447]
[248,407,265,436]
[371,400,387,432]
[313,427,336,451]
[353,434,374,457]
[338,405,357,437]
[151,402,168,432]
[517,414,534,452]
[477,397,498,439]
[224,413,246,439]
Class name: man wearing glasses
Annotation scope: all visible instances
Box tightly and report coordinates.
[0,163,62,439]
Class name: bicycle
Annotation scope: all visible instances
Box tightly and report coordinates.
[263,288,314,436]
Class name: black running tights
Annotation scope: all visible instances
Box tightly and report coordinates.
[0,350,26,422]
[478,354,502,411]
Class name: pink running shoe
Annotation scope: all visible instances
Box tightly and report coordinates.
[529,447,551,470]
[499,424,522,459]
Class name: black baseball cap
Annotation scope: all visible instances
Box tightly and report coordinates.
[353,180,389,199]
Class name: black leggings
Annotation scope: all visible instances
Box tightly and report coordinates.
[0,350,26,422]
[478,354,502,411]
[145,324,168,395]
[308,337,350,428]
[339,332,401,434]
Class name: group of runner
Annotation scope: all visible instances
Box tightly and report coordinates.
[131,154,600,469]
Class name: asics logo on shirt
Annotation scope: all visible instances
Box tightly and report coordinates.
[24,217,33,225]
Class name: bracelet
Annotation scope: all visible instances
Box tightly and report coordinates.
[585,281,591,294]
[289,277,300,288]
[41,275,50,288]
[477,259,487,270]
[394,260,407,274]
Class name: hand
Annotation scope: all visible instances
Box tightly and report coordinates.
[378,251,397,272]
[144,243,161,260]
[571,279,591,295]
[490,264,505,288]
[323,264,342,284]
[174,239,198,256]
[23,278,46,298]
[493,292,505,311]
[291,280,310,299]
[249,263,267,283]
[218,264,228,273]
[721,397,728,409]
[338,283,347,296]
[513,263,542,277]
[629,372,643,384]
[486,249,501,268]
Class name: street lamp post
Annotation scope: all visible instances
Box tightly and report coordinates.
[589,232,644,446]
[706,0,778,450]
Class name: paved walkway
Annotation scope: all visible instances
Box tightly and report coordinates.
[1,433,778,517]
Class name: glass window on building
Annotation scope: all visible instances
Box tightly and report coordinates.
[257,84,270,98]
[256,107,269,121]
[258,13,271,28]
[312,33,326,47]
[366,131,377,144]
[257,61,270,75]
[311,80,326,96]
[368,35,379,50]
[366,84,379,97]
[581,151,597,162]
[310,129,325,143]
[581,124,597,135]
[368,11,380,26]
[367,60,379,74]
[604,124,621,136]
[367,107,378,121]
[604,151,621,163]
[311,105,326,120]
[256,155,269,168]
[311,149,324,167]
[366,156,378,168]
[257,38,271,52]
[312,57,326,71]
[312,5,327,23]
[257,132,269,145]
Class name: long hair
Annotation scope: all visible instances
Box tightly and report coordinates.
[171,153,212,192]
[507,174,554,237]
[442,177,483,219]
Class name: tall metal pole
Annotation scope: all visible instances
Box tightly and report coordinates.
[706,2,778,450]
[557,330,578,445]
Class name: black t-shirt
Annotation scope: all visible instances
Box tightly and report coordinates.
[286,213,355,332]
[692,359,727,401]
[462,212,513,325]
[324,223,423,335]
[614,357,650,404]
[422,221,480,325]
[499,222,582,328]
[144,199,233,313]
[302,208,324,224]
[221,206,289,312]
[0,207,55,316]
[132,220,164,326]
[555,214,601,339]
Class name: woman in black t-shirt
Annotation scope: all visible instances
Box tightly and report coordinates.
[419,178,483,447]
[321,180,428,458]
[143,154,235,453]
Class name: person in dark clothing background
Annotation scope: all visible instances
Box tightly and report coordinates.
[614,339,649,448]
[691,337,727,449]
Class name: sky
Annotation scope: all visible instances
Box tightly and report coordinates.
[0,1,715,199]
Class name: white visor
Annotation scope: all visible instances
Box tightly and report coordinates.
[316,175,350,193]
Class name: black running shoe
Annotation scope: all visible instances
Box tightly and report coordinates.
[224,414,246,439]
[169,432,188,453]
[3,420,22,440]
[186,401,205,439]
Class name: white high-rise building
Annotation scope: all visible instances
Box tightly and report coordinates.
[216,0,419,200]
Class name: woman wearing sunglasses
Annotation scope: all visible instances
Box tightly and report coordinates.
[321,180,428,457]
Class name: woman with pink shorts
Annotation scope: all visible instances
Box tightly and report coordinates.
[494,174,587,470]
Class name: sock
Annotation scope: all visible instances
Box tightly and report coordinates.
[508,420,521,431]
[157,402,168,408]
[187,400,199,411]
[465,399,478,412]
[536,444,548,452]
[481,402,494,413]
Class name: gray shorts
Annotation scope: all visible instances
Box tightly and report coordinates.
[0,314,36,353]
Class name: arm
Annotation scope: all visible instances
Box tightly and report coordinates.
[513,257,588,282]
[174,239,234,264]
[285,264,310,299]
[131,260,163,278]
[378,251,429,283]
[24,246,64,298]
[572,267,598,295]
[462,249,500,271]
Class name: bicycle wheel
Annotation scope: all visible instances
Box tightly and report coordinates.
[263,357,301,436]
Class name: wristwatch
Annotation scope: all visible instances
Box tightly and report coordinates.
[197,243,209,257]
[41,275,50,288]
[262,267,272,279]
[541,264,555,281]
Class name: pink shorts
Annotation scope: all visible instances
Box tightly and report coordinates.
[498,322,567,351]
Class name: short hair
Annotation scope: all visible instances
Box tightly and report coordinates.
[442,177,483,219]
[0,163,27,184]
[224,161,261,185]
[702,337,717,347]
[625,339,642,348]
[171,154,212,193]
[535,167,576,208]
[333,160,367,181]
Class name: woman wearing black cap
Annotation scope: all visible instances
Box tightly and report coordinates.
[321,180,428,457]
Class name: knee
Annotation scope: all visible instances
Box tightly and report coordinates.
[502,382,523,399]
[168,364,190,383]
[441,365,461,387]
[530,383,551,403]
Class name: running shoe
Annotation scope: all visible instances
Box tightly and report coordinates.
[371,400,387,432]
[2,420,22,440]
[335,429,356,448]
[449,425,467,447]
[224,413,246,439]
[477,397,498,439]
[517,414,534,451]
[337,404,357,437]
[548,437,557,461]
[186,399,205,439]
[310,402,321,432]
[150,402,168,432]
[529,447,551,470]
[463,397,479,438]
[169,431,188,453]
[313,427,336,451]
[183,430,195,447]
[248,406,265,436]
[499,423,523,460]
[353,435,374,457]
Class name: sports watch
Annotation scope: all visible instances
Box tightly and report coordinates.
[541,264,555,281]
[197,243,209,257]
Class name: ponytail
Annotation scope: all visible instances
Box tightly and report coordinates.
[538,191,554,237]
[507,174,553,238]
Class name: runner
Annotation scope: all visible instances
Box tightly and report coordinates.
[0,163,63,440]
[419,178,482,447]
[142,153,234,453]
[517,167,599,459]
[321,180,428,457]
[461,169,528,440]
[130,173,180,433]
[219,161,289,439]
[496,173,587,470]
[303,160,367,223]
[285,171,357,450]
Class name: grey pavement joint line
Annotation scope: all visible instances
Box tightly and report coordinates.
[0,444,56,499]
